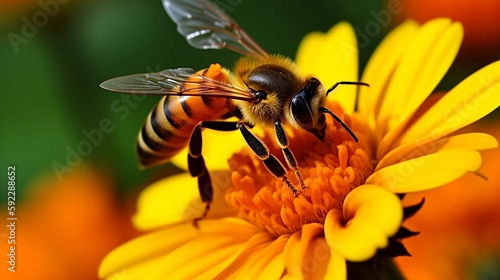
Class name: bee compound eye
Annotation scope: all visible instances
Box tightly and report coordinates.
[290,95,314,130]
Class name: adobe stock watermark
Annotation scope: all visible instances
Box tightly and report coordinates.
[355,0,404,49]
[339,0,404,59]
[7,0,71,54]
[51,65,161,181]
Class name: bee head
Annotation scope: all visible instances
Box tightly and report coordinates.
[290,78,326,141]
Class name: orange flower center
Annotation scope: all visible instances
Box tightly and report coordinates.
[226,109,374,236]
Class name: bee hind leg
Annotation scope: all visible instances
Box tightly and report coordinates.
[188,121,241,225]
[192,171,211,227]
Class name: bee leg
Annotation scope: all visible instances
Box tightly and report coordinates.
[274,119,307,192]
[188,123,211,226]
[192,170,211,227]
[188,120,242,225]
[237,123,300,196]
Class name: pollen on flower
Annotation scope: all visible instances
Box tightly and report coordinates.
[226,113,374,236]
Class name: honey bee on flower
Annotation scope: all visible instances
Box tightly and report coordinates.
[100,0,368,221]
[99,0,500,279]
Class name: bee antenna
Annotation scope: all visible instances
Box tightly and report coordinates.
[326,81,369,96]
[319,107,358,142]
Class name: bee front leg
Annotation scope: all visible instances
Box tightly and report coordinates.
[274,119,307,191]
[237,123,300,196]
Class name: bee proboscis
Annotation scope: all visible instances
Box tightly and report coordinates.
[100,0,368,222]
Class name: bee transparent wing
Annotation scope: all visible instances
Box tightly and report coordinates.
[100,68,255,102]
[100,68,196,94]
[163,0,268,56]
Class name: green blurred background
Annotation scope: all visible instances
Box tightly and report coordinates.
[1,0,498,201]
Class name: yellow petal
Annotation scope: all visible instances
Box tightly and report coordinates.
[192,244,243,280]
[256,251,285,280]
[232,235,287,279]
[170,148,189,170]
[296,22,359,113]
[282,223,345,280]
[283,223,324,278]
[377,19,463,128]
[171,123,247,170]
[302,237,333,279]
[282,231,304,278]
[367,150,483,192]
[215,232,276,279]
[324,185,402,262]
[156,237,242,279]
[99,222,199,279]
[399,61,500,146]
[358,20,420,128]
[376,133,498,170]
[99,218,260,279]
[152,233,255,279]
[132,171,236,230]
[376,19,464,159]
[323,250,347,280]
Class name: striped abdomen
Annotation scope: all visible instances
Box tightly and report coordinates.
[137,94,230,167]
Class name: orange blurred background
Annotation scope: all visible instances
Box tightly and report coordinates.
[0,167,139,280]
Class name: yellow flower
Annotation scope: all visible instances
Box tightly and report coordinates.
[99,19,500,279]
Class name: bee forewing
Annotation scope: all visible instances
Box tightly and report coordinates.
[99,71,189,95]
[163,0,268,56]
[100,68,255,101]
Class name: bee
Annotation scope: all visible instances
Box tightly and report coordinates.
[100,0,368,221]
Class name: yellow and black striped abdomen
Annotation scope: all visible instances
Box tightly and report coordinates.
[137,86,231,168]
